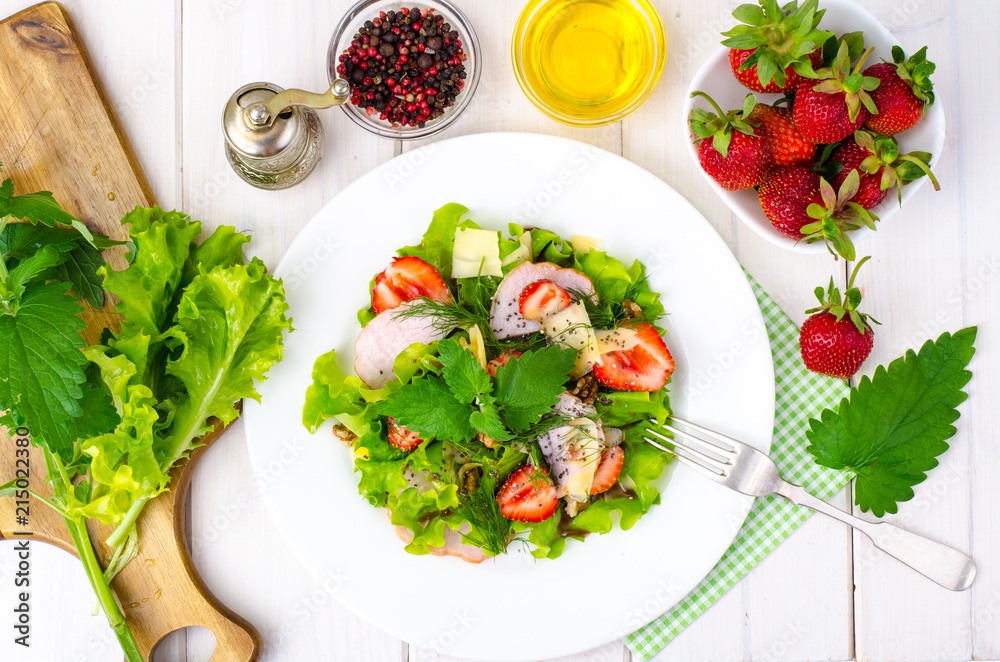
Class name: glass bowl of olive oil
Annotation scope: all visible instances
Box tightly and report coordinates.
[512,0,665,127]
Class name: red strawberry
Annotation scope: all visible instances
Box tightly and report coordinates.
[386,417,425,452]
[518,280,572,321]
[496,465,558,523]
[372,256,452,314]
[758,167,878,260]
[729,47,823,94]
[590,446,624,495]
[799,257,879,379]
[793,42,880,144]
[831,131,940,209]
[689,91,768,191]
[747,103,815,167]
[721,0,831,92]
[864,46,935,136]
[593,323,675,392]
[757,166,822,238]
[486,350,523,378]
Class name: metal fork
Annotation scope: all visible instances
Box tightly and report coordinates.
[644,417,977,591]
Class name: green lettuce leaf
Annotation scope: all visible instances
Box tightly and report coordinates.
[160,258,292,466]
[595,387,671,427]
[574,249,665,328]
[571,435,672,534]
[529,228,574,267]
[64,350,167,525]
[102,206,201,338]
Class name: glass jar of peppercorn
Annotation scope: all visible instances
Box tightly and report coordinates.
[328,0,481,140]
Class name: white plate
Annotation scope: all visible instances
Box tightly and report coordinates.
[243,133,775,661]
[683,0,946,254]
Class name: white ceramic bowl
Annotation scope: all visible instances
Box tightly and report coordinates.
[683,0,946,254]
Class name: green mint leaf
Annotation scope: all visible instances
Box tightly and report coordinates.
[437,337,491,404]
[0,177,13,201]
[493,345,576,432]
[3,245,68,302]
[806,327,977,516]
[0,281,87,460]
[3,191,77,228]
[377,376,478,442]
[50,241,106,308]
[469,403,512,442]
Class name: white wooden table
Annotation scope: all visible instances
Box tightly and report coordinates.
[1,1,997,660]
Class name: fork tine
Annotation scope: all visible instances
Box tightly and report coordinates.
[660,423,734,465]
[671,451,727,481]
[643,426,730,473]
[669,416,740,452]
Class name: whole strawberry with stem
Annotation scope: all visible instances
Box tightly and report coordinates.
[794,40,881,144]
[758,167,878,259]
[831,131,940,209]
[864,46,936,135]
[800,256,879,380]
[721,0,832,93]
[689,91,768,191]
[747,102,816,167]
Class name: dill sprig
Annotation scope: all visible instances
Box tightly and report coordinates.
[570,276,652,329]
[455,475,517,557]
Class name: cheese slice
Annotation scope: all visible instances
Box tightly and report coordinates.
[560,417,603,504]
[595,327,642,355]
[452,228,503,278]
[539,301,600,378]
[570,234,603,254]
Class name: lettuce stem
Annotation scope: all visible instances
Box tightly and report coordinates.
[42,448,143,662]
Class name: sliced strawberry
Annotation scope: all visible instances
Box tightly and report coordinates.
[592,323,675,392]
[372,256,453,314]
[496,465,558,523]
[518,280,572,321]
[386,417,425,452]
[486,350,523,378]
[590,446,624,495]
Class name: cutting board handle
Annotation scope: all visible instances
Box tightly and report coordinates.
[139,441,262,662]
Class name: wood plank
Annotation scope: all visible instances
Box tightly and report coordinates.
[848,2,977,661]
[179,0,401,659]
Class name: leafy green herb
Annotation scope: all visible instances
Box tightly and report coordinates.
[492,345,577,431]
[807,328,977,516]
[379,376,480,441]
[455,475,514,556]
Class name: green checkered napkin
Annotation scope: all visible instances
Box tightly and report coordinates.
[624,272,851,661]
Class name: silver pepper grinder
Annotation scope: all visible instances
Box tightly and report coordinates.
[222,79,350,190]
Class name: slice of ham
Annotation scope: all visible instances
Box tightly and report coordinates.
[354,300,450,389]
[395,523,486,563]
[489,262,595,340]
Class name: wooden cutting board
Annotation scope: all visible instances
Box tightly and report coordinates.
[0,3,261,660]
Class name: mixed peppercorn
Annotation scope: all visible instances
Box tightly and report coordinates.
[335,6,468,128]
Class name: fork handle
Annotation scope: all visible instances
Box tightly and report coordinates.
[774,481,976,591]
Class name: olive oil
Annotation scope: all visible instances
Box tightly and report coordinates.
[515,0,665,124]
